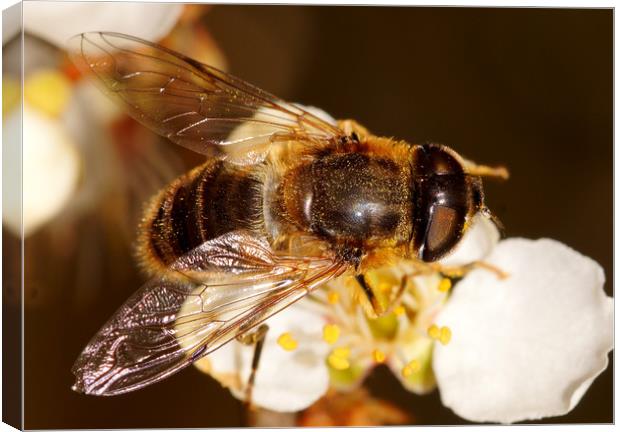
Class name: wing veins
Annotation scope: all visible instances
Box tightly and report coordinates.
[94,32,341,136]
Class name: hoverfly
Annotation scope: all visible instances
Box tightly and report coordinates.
[70,32,506,396]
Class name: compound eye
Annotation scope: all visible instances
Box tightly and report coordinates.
[420,205,464,261]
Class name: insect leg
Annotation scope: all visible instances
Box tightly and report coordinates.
[428,260,509,280]
[236,323,269,411]
[402,258,508,281]
[467,261,510,279]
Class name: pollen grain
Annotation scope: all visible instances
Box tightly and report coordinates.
[323,324,341,345]
[277,332,298,351]
[372,349,386,363]
[327,346,351,370]
[427,324,440,339]
[439,326,452,345]
[401,359,421,378]
[438,278,452,292]
[327,291,340,305]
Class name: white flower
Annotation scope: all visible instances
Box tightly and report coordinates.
[433,238,613,423]
[2,103,22,235]
[4,1,184,236]
[3,103,81,237]
[199,226,612,422]
[180,105,613,422]
[193,219,492,413]
[23,1,182,48]
[195,302,332,413]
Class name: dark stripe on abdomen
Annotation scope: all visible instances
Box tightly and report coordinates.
[145,160,263,267]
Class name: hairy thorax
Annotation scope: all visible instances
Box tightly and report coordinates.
[264,136,414,266]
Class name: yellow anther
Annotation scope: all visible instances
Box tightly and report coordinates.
[401,359,421,378]
[427,324,440,339]
[393,305,406,316]
[328,354,350,370]
[379,282,392,293]
[438,278,452,292]
[3,78,20,117]
[24,69,71,117]
[323,324,341,345]
[332,346,350,358]
[277,332,298,351]
[327,346,351,370]
[372,349,386,363]
[327,291,340,305]
[439,326,452,345]
[443,268,464,279]
[345,276,359,290]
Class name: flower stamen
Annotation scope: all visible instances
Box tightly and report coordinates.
[438,278,452,292]
[401,359,421,378]
[393,305,406,316]
[439,326,452,345]
[328,346,351,370]
[427,324,452,345]
[379,282,392,293]
[277,332,298,351]
[323,324,341,345]
[327,291,340,305]
[372,349,386,363]
[427,324,441,339]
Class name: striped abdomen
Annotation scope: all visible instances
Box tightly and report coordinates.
[138,160,263,272]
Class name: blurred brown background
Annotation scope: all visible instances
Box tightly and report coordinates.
[15,5,611,428]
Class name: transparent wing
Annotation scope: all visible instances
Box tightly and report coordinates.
[68,32,343,164]
[72,231,345,396]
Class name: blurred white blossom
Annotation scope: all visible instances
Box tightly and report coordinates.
[5,1,185,237]
[25,103,81,236]
[3,101,81,237]
[23,1,182,48]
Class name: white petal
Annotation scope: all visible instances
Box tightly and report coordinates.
[293,104,338,126]
[5,105,81,237]
[3,4,20,44]
[439,213,500,267]
[387,337,437,395]
[2,107,22,236]
[227,104,336,144]
[433,238,613,423]
[24,2,182,48]
[207,299,330,412]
